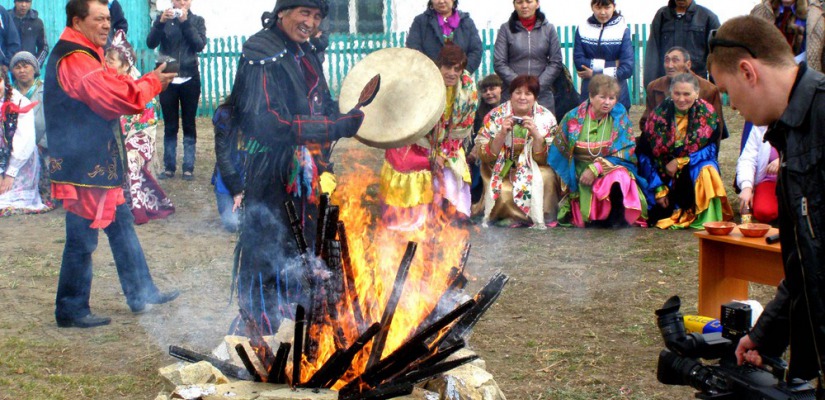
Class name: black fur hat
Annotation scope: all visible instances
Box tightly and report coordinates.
[274,0,329,18]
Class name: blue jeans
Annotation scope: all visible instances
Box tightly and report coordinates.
[215,191,240,232]
[55,204,159,320]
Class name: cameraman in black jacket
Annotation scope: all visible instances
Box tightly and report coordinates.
[146,0,206,181]
[709,16,825,397]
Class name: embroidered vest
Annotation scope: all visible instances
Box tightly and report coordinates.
[44,40,123,188]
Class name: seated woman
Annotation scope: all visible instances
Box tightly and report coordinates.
[475,74,559,228]
[9,52,47,199]
[547,74,647,228]
[638,73,733,229]
[0,65,52,216]
[105,31,175,224]
[736,125,779,223]
[380,43,478,230]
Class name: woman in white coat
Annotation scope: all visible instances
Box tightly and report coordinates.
[736,125,779,223]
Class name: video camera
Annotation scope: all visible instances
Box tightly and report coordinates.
[655,295,816,399]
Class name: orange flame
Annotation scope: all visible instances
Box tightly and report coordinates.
[287,158,471,388]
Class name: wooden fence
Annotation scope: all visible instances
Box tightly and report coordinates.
[191,25,651,117]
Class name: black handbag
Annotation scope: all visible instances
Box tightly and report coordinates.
[552,67,581,118]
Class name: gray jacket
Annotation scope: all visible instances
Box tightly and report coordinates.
[21,81,45,149]
[493,10,564,114]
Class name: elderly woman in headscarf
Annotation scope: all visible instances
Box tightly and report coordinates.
[638,72,733,229]
[105,30,175,224]
[380,43,478,230]
[10,51,48,199]
[0,64,51,216]
[475,74,559,228]
[406,0,483,73]
[547,74,646,228]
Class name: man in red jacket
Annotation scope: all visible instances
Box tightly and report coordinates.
[45,0,177,328]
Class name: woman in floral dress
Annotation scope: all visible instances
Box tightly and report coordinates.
[0,65,53,217]
[379,43,478,230]
[475,74,559,228]
[105,30,174,224]
[638,73,732,229]
[547,75,646,228]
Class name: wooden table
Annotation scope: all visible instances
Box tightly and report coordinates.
[695,228,783,319]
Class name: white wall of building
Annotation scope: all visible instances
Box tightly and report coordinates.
[183,0,760,39]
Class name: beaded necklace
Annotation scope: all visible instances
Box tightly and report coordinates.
[583,109,609,157]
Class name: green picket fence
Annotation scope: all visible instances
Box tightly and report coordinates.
[192,25,651,117]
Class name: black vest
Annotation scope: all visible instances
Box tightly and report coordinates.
[44,39,123,188]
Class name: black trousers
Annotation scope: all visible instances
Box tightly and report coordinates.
[159,77,201,173]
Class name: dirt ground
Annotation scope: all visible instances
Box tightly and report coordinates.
[0,106,779,399]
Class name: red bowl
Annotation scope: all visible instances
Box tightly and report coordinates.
[703,221,736,235]
[739,223,771,238]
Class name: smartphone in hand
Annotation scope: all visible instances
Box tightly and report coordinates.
[155,56,180,73]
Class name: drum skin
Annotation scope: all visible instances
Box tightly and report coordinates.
[339,48,446,149]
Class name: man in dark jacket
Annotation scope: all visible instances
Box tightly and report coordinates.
[146,0,206,180]
[644,0,720,88]
[709,16,825,393]
[228,0,365,333]
[406,0,483,73]
[0,5,21,66]
[11,0,47,66]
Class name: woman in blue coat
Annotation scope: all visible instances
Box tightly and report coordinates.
[573,0,634,110]
[406,0,483,73]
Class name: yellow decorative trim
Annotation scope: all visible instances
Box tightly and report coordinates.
[379,161,434,208]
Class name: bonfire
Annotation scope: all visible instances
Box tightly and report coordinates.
[171,164,509,400]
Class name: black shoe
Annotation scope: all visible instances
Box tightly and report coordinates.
[149,290,180,305]
[182,171,194,181]
[158,170,174,180]
[130,290,181,313]
[56,314,112,328]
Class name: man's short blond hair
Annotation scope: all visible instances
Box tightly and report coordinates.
[707,16,796,75]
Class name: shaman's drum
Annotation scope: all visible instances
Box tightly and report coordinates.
[338,48,446,149]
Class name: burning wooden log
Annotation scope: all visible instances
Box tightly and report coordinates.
[358,342,430,390]
[389,355,479,387]
[168,345,253,381]
[365,241,417,370]
[442,272,509,347]
[342,299,476,393]
[284,200,309,254]
[412,299,475,348]
[292,304,305,387]
[324,240,344,334]
[303,349,344,388]
[239,308,276,373]
[267,342,291,384]
[313,323,382,389]
[448,242,471,291]
[337,221,367,333]
[307,201,342,363]
[338,381,414,400]
[234,344,263,382]
[315,194,331,257]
